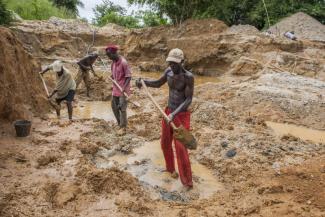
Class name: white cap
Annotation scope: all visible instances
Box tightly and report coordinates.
[166,48,184,63]
[51,60,63,72]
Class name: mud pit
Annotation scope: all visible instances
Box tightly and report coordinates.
[1,17,325,217]
[267,121,325,144]
[94,140,223,202]
[1,68,325,217]
[49,101,135,121]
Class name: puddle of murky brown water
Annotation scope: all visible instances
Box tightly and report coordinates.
[50,101,135,121]
[95,140,223,201]
[266,121,325,143]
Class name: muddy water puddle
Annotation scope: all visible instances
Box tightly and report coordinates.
[94,140,223,202]
[49,101,135,121]
[266,121,325,143]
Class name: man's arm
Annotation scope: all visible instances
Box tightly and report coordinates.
[168,74,194,121]
[90,65,98,77]
[77,57,92,71]
[122,77,131,92]
[137,71,168,88]
[48,90,58,98]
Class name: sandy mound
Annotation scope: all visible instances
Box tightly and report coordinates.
[225,24,259,35]
[10,17,129,63]
[9,16,325,80]
[268,12,325,41]
[228,56,263,75]
[0,27,49,121]
[176,18,228,37]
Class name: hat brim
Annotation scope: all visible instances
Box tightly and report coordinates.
[166,56,182,63]
[53,66,63,72]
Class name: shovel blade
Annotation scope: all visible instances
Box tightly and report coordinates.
[174,126,197,150]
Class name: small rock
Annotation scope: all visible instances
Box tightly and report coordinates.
[227,126,234,130]
[226,149,237,158]
[221,141,228,148]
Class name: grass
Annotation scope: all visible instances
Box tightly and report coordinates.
[4,0,74,20]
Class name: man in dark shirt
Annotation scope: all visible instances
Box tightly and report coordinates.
[76,52,99,97]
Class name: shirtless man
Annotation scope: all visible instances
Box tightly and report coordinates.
[76,52,99,97]
[136,48,194,189]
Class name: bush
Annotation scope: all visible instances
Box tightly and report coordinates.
[93,0,169,28]
[97,11,140,28]
[137,10,169,27]
[0,0,12,25]
[5,0,74,20]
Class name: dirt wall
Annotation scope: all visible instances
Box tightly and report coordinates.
[0,27,49,121]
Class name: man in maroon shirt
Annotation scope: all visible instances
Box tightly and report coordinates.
[105,45,131,135]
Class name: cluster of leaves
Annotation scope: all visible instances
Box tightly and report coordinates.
[93,0,138,27]
[3,0,84,20]
[50,0,84,16]
[93,0,168,28]
[4,0,76,20]
[127,0,325,29]
[0,0,12,25]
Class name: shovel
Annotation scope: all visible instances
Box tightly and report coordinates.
[140,79,197,150]
[39,73,61,111]
[39,73,50,97]
[99,57,140,108]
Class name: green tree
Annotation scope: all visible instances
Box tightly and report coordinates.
[128,0,325,28]
[50,0,84,16]
[136,10,168,27]
[128,0,200,24]
[248,0,325,28]
[0,0,12,25]
[93,0,140,28]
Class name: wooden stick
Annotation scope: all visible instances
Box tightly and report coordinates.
[39,74,50,97]
[99,57,140,107]
[98,58,128,97]
[141,79,177,129]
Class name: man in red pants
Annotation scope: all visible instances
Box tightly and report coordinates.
[136,48,194,189]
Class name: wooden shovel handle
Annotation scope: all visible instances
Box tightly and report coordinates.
[99,57,129,99]
[39,73,50,97]
[140,79,177,129]
[99,57,140,108]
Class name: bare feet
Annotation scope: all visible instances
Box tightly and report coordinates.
[184,185,193,191]
[171,171,179,179]
[117,128,126,136]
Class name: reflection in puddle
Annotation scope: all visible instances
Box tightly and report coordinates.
[266,121,325,143]
[50,101,135,121]
[95,140,223,201]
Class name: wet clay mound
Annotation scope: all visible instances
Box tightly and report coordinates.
[125,18,324,77]
[9,17,325,79]
[0,27,49,121]
[195,72,325,129]
[175,18,228,37]
[11,22,87,63]
[225,24,260,35]
[124,19,228,72]
[10,17,130,63]
[268,12,325,42]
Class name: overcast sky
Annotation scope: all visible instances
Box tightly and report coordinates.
[78,0,141,22]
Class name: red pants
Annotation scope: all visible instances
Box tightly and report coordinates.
[161,108,193,187]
